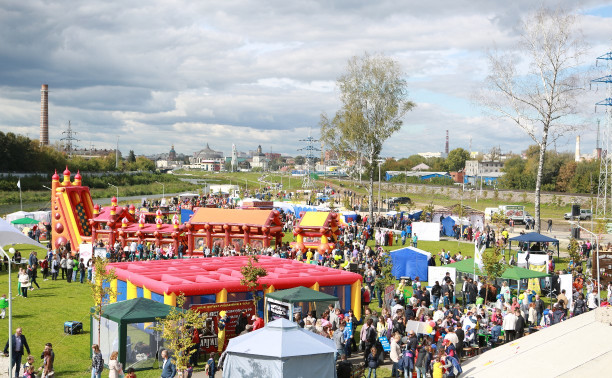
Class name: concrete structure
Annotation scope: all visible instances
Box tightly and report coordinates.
[40,84,49,146]
[189,144,224,170]
[465,160,504,176]
[462,307,612,377]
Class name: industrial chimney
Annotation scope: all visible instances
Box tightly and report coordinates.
[575,135,581,162]
[40,84,49,146]
[445,130,449,155]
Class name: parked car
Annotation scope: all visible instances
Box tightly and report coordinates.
[564,209,592,220]
[389,196,412,205]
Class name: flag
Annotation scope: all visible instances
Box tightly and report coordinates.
[16,179,20,189]
[474,241,485,272]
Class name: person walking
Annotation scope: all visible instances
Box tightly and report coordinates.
[79,258,86,284]
[27,264,40,290]
[91,344,104,378]
[18,269,30,298]
[3,327,31,378]
[547,219,553,233]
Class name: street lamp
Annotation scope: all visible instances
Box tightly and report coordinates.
[155,181,165,198]
[108,183,119,202]
[42,185,52,191]
[570,221,601,307]
[377,159,385,215]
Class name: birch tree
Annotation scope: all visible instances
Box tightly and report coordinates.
[480,7,586,232]
[321,52,415,222]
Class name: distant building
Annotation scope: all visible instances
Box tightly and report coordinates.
[385,171,450,181]
[417,152,442,159]
[411,163,430,171]
[465,160,504,176]
[155,145,184,170]
[188,144,224,171]
[250,145,268,170]
[168,145,177,161]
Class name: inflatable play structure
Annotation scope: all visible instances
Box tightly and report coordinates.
[186,208,284,252]
[107,255,364,319]
[51,169,284,255]
[290,212,340,253]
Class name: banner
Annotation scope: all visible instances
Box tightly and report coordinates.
[527,263,546,294]
[428,266,456,286]
[384,284,396,310]
[474,242,485,272]
[79,243,93,266]
[191,300,256,353]
[559,274,573,310]
[267,298,291,321]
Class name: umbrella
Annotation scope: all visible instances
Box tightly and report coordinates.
[10,217,40,225]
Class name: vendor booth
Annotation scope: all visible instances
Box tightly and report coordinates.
[223,318,336,378]
[391,247,432,281]
[90,298,176,371]
[264,286,338,323]
[509,232,560,263]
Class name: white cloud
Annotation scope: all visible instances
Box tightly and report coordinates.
[0,0,609,159]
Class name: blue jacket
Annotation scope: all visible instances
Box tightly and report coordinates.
[3,334,30,355]
[161,358,177,378]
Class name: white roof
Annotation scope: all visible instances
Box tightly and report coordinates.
[462,307,612,377]
[225,318,335,358]
[391,246,432,259]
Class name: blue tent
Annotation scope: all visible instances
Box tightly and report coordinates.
[390,247,432,281]
[441,216,455,237]
[408,211,422,221]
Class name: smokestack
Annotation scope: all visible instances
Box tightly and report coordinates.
[575,135,580,162]
[445,130,449,155]
[40,84,49,146]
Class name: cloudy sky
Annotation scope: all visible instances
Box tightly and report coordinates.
[1,0,611,159]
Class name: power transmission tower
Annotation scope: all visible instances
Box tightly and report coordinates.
[298,130,320,189]
[60,121,79,158]
[594,52,612,220]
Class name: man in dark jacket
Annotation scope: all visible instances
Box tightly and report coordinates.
[534,294,545,325]
[3,327,30,378]
[514,309,526,338]
[455,323,465,359]
[431,281,442,309]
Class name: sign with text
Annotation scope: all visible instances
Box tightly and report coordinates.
[267,298,290,321]
[191,300,256,353]
[384,285,396,310]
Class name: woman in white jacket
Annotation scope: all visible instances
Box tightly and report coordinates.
[108,351,123,378]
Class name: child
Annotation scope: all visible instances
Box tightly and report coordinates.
[185,363,193,378]
[206,352,216,378]
[23,355,35,376]
[432,356,443,378]
[0,294,7,319]
[367,346,379,377]
[125,367,137,378]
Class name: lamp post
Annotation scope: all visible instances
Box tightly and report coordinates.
[108,183,119,202]
[1,247,14,377]
[155,181,165,198]
[570,221,601,307]
[377,159,385,215]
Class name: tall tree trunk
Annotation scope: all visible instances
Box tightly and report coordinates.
[369,158,374,225]
[534,134,548,234]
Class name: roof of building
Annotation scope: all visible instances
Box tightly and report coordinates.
[193,144,223,160]
[107,256,362,296]
[462,307,612,377]
[188,208,280,227]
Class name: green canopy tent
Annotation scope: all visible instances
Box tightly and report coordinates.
[264,286,338,323]
[90,297,178,371]
[10,217,40,225]
[444,258,484,275]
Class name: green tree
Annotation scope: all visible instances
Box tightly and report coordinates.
[128,150,136,163]
[321,52,415,222]
[374,251,395,309]
[152,294,205,375]
[481,7,586,232]
[294,156,306,166]
[445,148,470,172]
[240,255,268,312]
[90,257,118,343]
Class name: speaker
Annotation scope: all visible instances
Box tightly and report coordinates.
[571,227,580,239]
[572,204,580,217]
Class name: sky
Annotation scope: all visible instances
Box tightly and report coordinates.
[1,0,612,159]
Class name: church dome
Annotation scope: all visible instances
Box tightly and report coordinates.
[194,144,223,160]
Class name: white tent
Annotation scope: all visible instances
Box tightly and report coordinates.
[0,217,45,248]
[5,211,34,223]
[223,318,337,378]
[462,307,612,377]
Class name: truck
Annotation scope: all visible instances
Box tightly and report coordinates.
[485,205,533,224]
